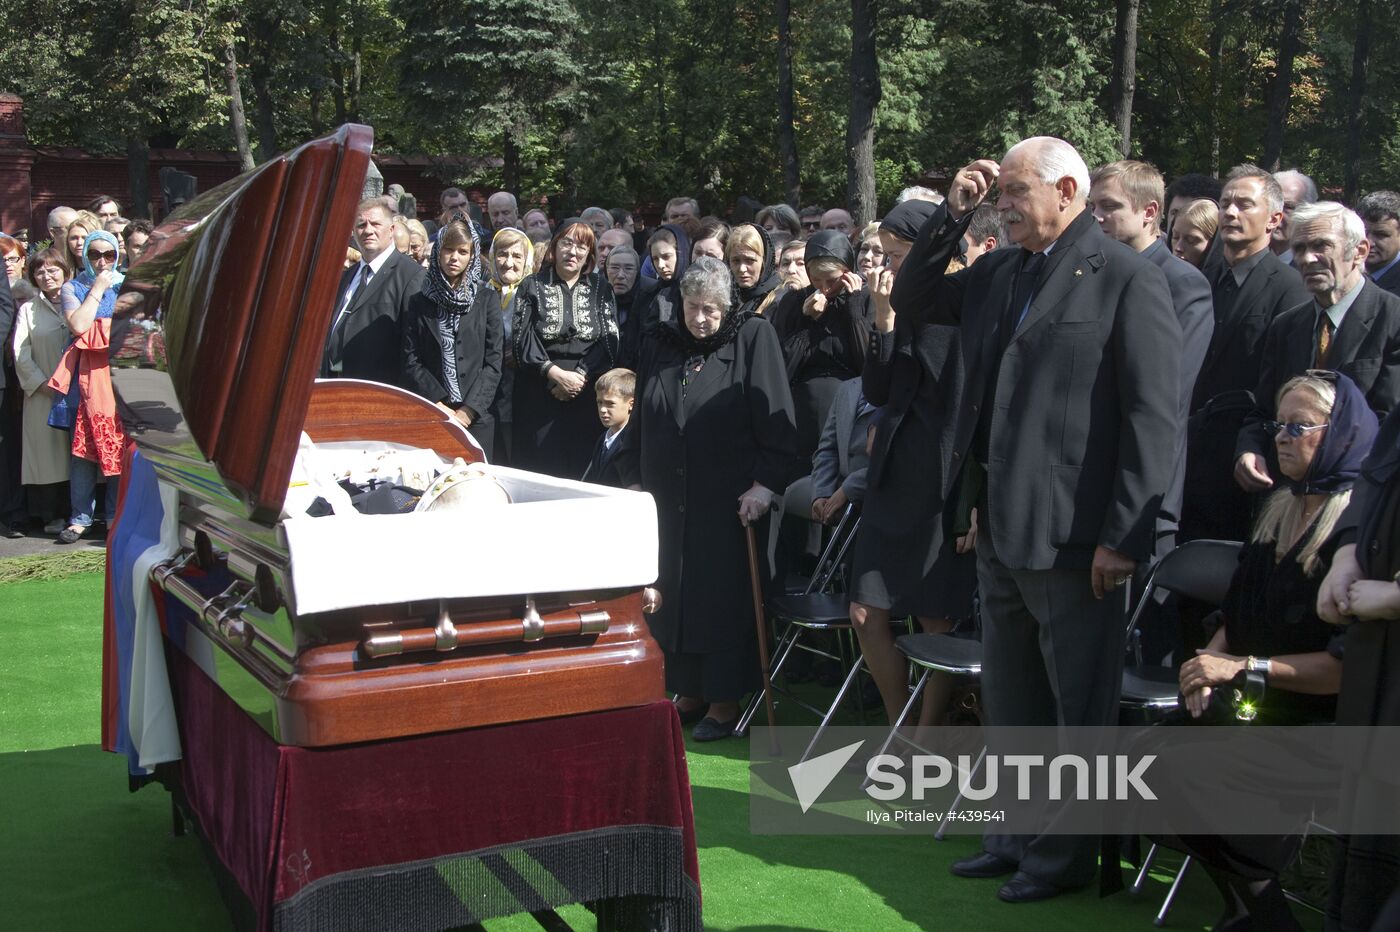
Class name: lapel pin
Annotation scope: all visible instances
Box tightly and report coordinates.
[1074,268,1083,277]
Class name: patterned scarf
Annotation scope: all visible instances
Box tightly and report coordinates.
[421,217,483,405]
[74,231,124,320]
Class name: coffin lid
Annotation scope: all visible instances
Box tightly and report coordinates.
[110,125,374,525]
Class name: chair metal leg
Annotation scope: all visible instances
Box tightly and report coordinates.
[936,746,986,841]
[1154,855,1191,926]
[860,669,929,791]
[800,655,865,763]
[847,631,868,723]
[736,622,800,735]
[1131,842,1158,894]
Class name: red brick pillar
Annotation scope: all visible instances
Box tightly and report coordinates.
[0,94,37,239]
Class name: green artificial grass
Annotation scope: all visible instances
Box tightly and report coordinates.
[0,568,1322,931]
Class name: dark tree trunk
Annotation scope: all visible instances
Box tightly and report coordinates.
[224,39,256,172]
[846,0,880,226]
[309,87,325,136]
[1108,0,1140,157]
[776,0,800,208]
[1261,0,1303,170]
[651,21,668,159]
[327,0,346,125]
[1207,0,1225,175]
[348,0,362,123]
[503,128,521,195]
[126,135,151,219]
[247,11,282,160]
[1344,0,1371,203]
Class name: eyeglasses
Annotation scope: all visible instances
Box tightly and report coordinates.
[1265,420,1328,438]
[86,249,116,261]
[557,239,589,254]
[2,254,21,265]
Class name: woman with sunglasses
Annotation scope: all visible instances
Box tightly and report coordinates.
[510,219,619,478]
[49,230,128,544]
[1172,371,1377,929]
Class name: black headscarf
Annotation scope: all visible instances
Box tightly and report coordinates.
[652,260,752,357]
[1292,370,1379,496]
[652,223,692,283]
[879,200,940,243]
[805,229,856,270]
[422,213,484,406]
[731,222,781,312]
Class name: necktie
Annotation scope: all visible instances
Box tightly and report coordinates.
[1315,316,1334,368]
[1009,251,1046,333]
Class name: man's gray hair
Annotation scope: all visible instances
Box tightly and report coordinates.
[1004,137,1090,201]
[1225,164,1285,214]
[581,206,612,224]
[47,206,76,230]
[895,185,944,205]
[679,256,733,308]
[1273,169,1318,205]
[488,190,518,209]
[1290,201,1366,255]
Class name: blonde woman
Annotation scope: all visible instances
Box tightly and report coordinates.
[1171,198,1219,269]
[724,223,783,316]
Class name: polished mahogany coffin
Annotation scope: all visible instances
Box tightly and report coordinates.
[110,125,665,747]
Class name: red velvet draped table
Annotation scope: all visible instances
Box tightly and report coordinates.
[163,644,701,932]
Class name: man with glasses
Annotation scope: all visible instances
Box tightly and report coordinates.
[1234,201,1400,491]
[799,205,824,234]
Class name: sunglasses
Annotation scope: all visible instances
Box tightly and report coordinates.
[86,249,116,261]
[1265,420,1327,438]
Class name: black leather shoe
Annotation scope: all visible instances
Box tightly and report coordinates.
[949,851,1018,879]
[692,716,738,742]
[997,871,1062,903]
[674,702,709,726]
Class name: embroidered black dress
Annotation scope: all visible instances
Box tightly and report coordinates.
[511,268,619,478]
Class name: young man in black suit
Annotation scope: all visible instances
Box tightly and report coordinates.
[1358,190,1400,296]
[323,197,426,386]
[892,138,1181,903]
[1182,165,1309,544]
[1235,201,1400,485]
[1090,160,1214,560]
[580,368,636,487]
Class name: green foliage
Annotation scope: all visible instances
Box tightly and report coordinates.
[0,0,1397,209]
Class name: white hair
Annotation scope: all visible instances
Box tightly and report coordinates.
[488,191,517,209]
[1004,136,1090,201]
[1273,169,1318,205]
[679,255,733,308]
[1290,201,1366,255]
[581,206,612,223]
[895,186,944,205]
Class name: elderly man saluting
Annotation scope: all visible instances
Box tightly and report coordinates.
[891,138,1181,902]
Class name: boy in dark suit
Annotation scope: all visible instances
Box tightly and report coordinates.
[581,368,636,487]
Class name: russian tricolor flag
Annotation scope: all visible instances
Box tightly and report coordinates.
[102,447,182,776]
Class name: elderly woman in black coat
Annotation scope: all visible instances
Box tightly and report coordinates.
[623,256,801,740]
[400,217,503,457]
[767,230,874,459]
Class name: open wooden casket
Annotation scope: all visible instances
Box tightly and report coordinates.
[108,125,665,747]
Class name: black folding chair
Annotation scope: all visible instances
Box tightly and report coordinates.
[735,505,874,759]
[1121,539,1243,924]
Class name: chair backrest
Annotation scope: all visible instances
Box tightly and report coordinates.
[1123,538,1243,640]
[806,505,861,594]
[1151,538,1243,605]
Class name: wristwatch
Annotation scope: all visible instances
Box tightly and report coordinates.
[1246,655,1273,679]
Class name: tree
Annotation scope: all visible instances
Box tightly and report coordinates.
[1343,0,1372,202]
[396,0,586,195]
[846,0,881,225]
[1261,0,1304,170]
[1107,0,1140,157]
[776,0,801,207]
[224,37,256,172]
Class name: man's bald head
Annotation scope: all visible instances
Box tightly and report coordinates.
[820,208,854,235]
[47,206,77,241]
[597,228,631,267]
[487,191,519,231]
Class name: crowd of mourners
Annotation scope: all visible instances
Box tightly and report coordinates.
[3,138,1400,931]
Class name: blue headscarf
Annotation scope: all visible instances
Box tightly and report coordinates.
[71,230,124,320]
[1292,370,1378,496]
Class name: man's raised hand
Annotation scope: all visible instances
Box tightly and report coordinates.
[948,159,1000,219]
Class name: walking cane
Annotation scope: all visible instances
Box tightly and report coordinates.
[744,519,782,756]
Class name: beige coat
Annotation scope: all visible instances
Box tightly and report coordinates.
[12,295,72,484]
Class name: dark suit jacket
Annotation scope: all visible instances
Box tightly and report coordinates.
[0,272,14,391]
[400,287,504,420]
[1374,260,1400,297]
[1235,279,1400,464]
[1191,248,1309,412]
[581,422,636,487]
[891,206,1181,569]
[1142,238,1215,538]
[323,249,425,386]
